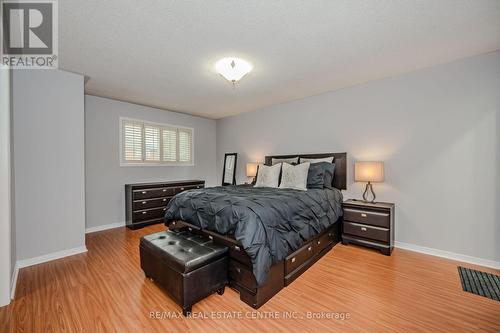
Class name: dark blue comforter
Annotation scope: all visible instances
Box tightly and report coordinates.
[164,185,343,286]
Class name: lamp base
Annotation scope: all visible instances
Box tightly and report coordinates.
[362,182,377,203]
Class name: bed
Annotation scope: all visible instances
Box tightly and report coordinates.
[164,153,346,308]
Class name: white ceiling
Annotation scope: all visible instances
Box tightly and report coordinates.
[60,0,500,119]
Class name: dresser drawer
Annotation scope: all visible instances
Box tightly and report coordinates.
[133,207,167,222]
[229,259,257,292]
[173,184,204,194]
[285,242,314,275]
[133,187,175,200]
[133,197,170,210]
[343,221,389,242]
[344,208,389,228]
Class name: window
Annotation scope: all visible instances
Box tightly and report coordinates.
[121,118,193,165]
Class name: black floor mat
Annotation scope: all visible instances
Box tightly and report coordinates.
[458,266,500,301]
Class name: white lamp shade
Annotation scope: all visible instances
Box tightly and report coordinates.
[215,57,252,83]
[246,163,258,177]
[355,161,384,182]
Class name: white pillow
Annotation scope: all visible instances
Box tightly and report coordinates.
[279,162,310,191]
[300,156,334,164]
[254,164,281,188]
[271,157,299,165]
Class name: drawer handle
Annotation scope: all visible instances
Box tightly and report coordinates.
[234,246,240,252]
[180,187,185,191]
[142,191,147,194]
[361,213,367,217]
[208,235,213,240]
[188,227,192,231]
[236,267,241,273]
[317,241,321,245]
[172,221,176,225]
[308,246,312,251]
[142,201,146,204]
[163,208,166,211]
[197,186,200,188]
[361,227,367,232]
[142,211,147,215]
[291,257,296,263]
[162,189,167,192]
[163,199,167,202]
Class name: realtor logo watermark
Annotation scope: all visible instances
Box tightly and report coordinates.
[1,0,58,68]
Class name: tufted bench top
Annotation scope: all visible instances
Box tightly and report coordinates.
[140,229,228,273]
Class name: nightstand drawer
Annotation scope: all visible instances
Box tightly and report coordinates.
[343,221,389,242]
[344,208,389,228]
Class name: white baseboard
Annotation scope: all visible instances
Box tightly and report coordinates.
[85,221,125,234]
[395,241,500,270]
[11,246,88,300]
[16,246,88,270]
[10,263,19,300]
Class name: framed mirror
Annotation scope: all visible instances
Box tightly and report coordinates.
[222,153,237,186]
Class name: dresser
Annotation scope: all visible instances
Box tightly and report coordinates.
[341,199,395,255]
[125,180,205,229]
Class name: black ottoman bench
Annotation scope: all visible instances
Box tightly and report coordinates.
[140,229,228,316]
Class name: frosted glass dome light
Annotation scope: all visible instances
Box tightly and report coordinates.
[215,57,253,84]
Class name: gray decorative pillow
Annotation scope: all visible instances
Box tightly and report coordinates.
[306,163,326,189]
[279,162,310,191]
[272,157,299,165]
[306,162,336,189]
[254,164,281,188]
[300,156,334,164]
[323,162,336,189]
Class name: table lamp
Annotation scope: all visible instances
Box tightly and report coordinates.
[355,161,384,203]
[246,163,258,184]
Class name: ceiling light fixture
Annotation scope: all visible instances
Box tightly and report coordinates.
[215,57,252,85]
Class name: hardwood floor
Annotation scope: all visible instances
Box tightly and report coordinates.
[1,224,499,332]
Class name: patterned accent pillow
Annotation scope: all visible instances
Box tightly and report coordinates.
[254,164,281,188]
[279,162,310,191]
[300,156,334,164]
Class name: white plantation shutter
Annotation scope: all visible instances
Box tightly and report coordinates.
[123,121,143,161]
[121,119,193,165]
[178,128,192,163]
[144,125,160,161]
[162,127,177,162]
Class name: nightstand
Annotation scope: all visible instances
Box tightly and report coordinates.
[341,199,395,255]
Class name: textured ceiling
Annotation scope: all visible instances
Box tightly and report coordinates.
[59,0,500,119]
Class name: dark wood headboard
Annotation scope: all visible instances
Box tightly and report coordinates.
[264,153,347,190]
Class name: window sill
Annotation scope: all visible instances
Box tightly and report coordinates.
[120,162,195,167]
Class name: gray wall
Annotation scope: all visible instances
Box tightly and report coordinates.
[217,51,500,263]
[0,66,12,306]
[13,70,86,261]
[9,67,15,297]
[84,96,217,230]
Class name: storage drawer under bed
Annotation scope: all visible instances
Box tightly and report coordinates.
[313,229,335,254]
[285,242,314,275]
[229,259,257,293]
